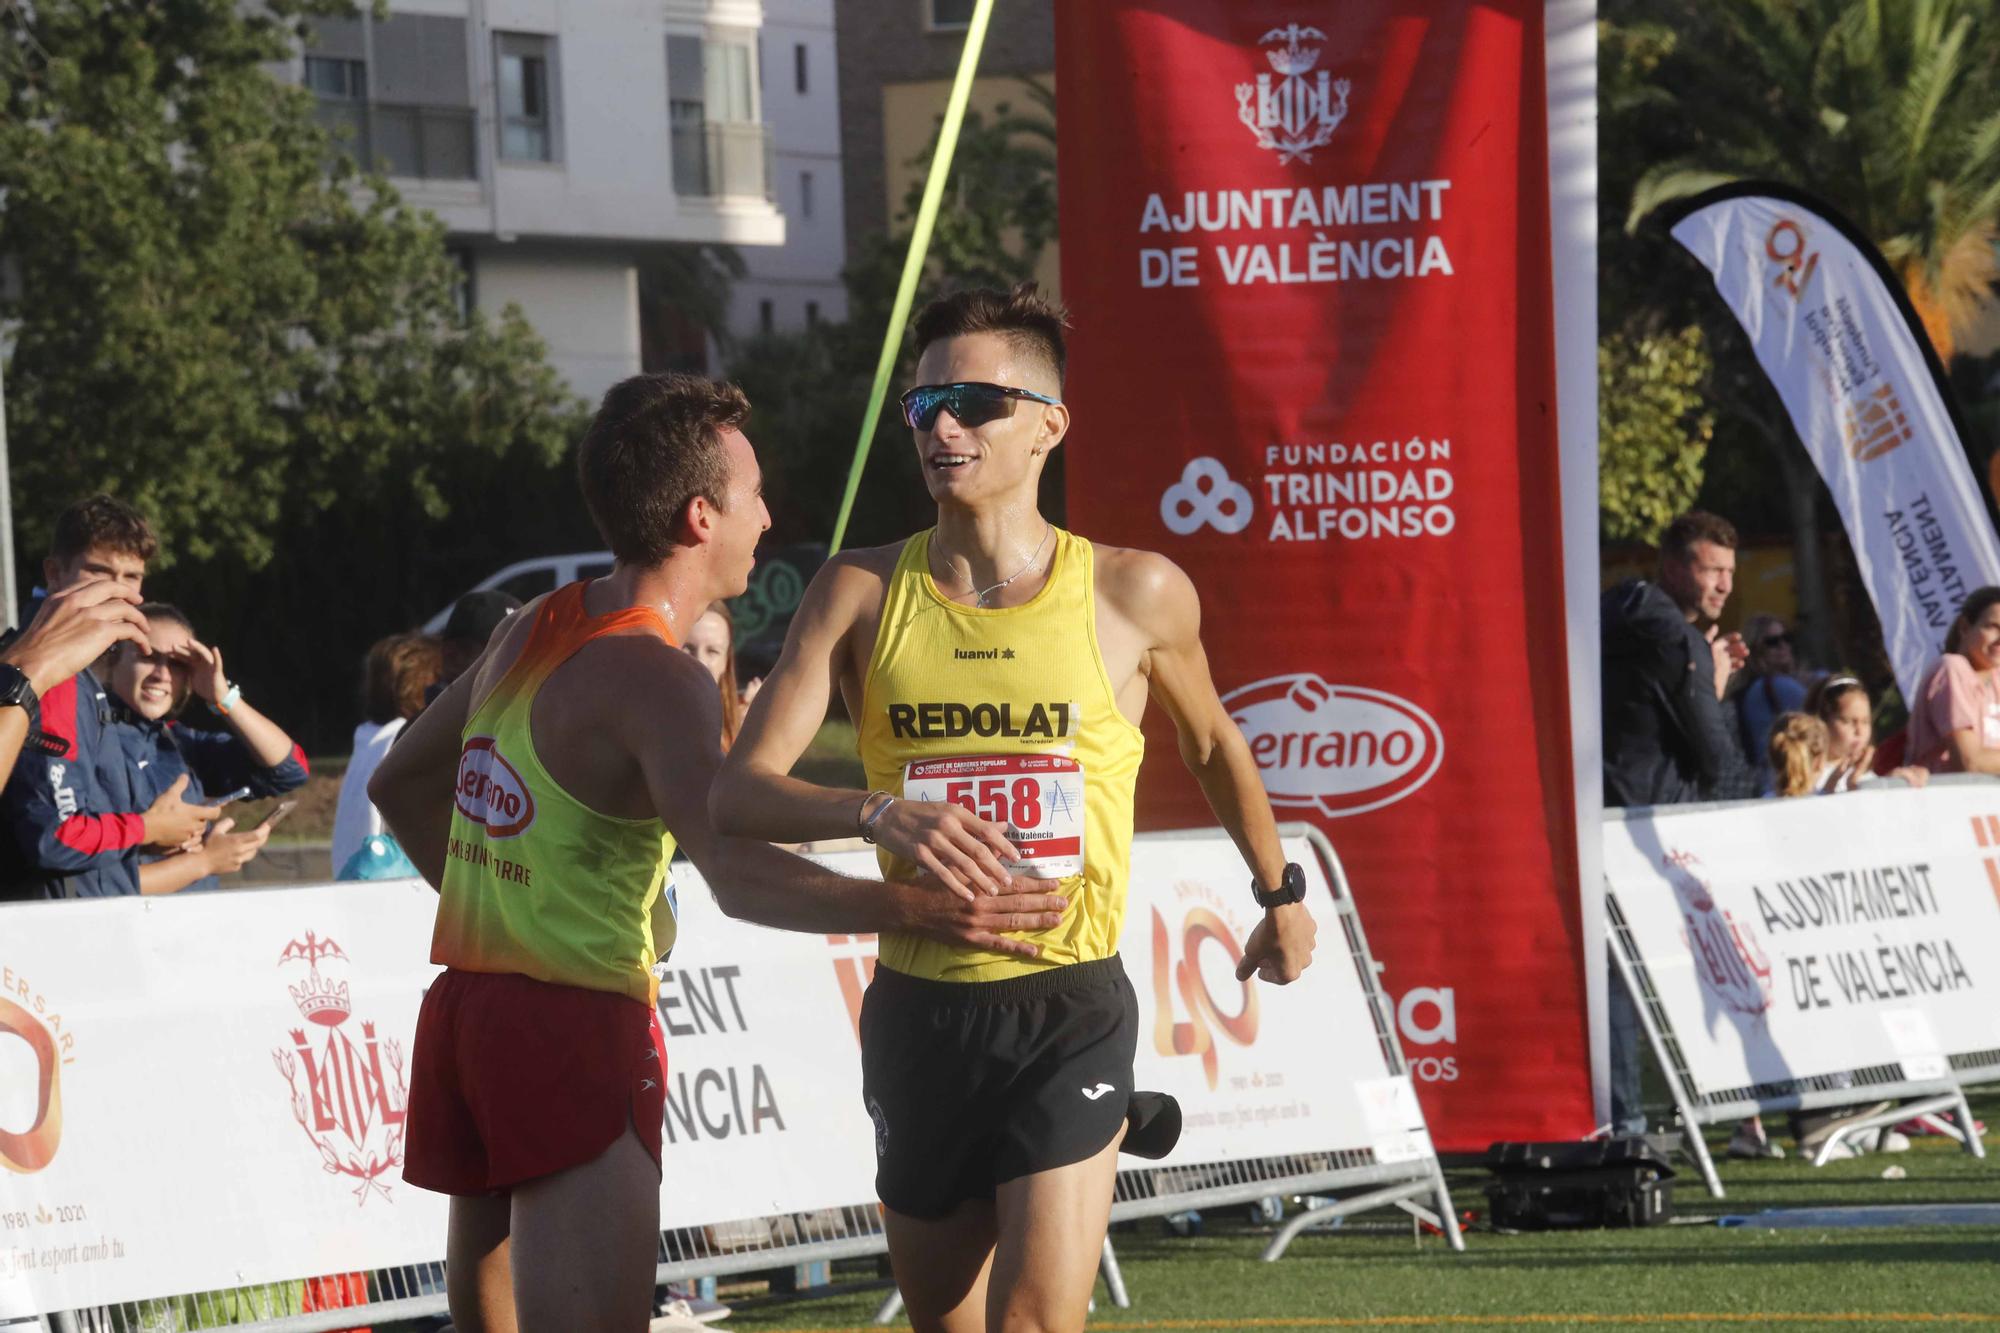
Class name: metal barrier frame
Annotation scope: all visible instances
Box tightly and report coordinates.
[1606,887,1986,1199]
[37,824,1458,1331]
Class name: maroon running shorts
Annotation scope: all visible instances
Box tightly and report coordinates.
[403,968,667,1195]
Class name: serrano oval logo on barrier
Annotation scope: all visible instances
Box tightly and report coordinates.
[1222,674,1443,818]
[455,736,536,839]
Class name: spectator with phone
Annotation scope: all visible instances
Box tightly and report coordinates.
[4,603,309,896]
[0,495,173,899]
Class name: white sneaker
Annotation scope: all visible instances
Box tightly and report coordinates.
[1872,1129,1912,1153]
[649,1315,709,1333]
[655,1296,732,1327]
[1811,1137,1863,1164]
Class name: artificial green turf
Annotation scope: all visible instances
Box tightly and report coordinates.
[713,1115,2000,1333]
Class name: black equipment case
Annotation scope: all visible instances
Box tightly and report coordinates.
[1482,1136,1677,1230]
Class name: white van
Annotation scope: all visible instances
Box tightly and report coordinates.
[422,552,614,633]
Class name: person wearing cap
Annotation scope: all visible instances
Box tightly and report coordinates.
[427,590,524,707]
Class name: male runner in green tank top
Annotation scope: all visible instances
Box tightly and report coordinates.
[712,286,1319,1332]
[370,373,1067,1333]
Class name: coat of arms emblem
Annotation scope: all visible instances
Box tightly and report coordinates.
[270,931,409,1204]
[1236,24,1351,164]
[1663,851,1774,1019]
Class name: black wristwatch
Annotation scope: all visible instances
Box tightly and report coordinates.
[0,663,38,728]
[1252,861,1307,909]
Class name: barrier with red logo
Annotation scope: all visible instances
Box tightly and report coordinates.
[0,827,1452,1321]
[1602,782,2000,1195]
[1056,1,1591,1149]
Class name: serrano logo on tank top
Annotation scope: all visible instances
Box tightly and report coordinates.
[454,736,537,839]
[886,701,1077,741]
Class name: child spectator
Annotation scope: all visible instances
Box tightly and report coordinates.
[1805,675,1928,793]
[332,632,442,878]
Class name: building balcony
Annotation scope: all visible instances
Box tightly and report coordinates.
[671,121,774,203]
[314,101,478,182]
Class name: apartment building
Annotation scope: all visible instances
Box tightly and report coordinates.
[292,0,786,401]
[730,0,849,341]
[834,0,1058,293]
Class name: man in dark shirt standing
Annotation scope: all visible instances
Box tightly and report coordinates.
[1600,510,1754,1133]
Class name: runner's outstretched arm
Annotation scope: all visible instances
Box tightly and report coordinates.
[713,553,1023,898]
[649,650,1060,954]
[1104,551,1316,984]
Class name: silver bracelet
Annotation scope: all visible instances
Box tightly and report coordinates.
[858,791,895,843]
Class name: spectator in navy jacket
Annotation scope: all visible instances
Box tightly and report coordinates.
[3,604,308,896]
[0,495,220,899]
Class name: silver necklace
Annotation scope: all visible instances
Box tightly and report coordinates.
[934,524,1053,607]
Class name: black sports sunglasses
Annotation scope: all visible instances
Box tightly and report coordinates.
[899,381,1062,431]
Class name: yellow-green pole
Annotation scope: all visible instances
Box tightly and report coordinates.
[827,0,998,554]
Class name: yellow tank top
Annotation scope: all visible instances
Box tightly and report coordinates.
[859,527,1144,982]
[432,582,678,1005]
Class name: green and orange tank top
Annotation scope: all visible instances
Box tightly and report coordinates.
[432,581,678,1005]
[857,527,1145,982]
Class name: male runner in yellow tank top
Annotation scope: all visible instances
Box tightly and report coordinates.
[368,373,1069,1333]
[712,286,1318,1332]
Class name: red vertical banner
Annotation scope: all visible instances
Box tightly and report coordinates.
[1057,3,1589,1149]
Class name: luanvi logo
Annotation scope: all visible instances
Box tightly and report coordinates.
[952,647,1017,661]
[1223,674,1443,818]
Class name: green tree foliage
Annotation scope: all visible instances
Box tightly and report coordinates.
[729,78,1060,550]
[1599,326,1715,543]
[0,0,589,746]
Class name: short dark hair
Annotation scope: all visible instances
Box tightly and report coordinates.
[51,494,157,566]
[362,632,442,725]
[911,282,1070,386]
[1660,510,1738,564]
[576,374,749,566]
[136,601,190,634]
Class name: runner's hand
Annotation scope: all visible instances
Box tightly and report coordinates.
[873,797,1021,900]
[3,579,149,693]
[893,873,1068,958]
[200,817,271,876]
[1235,902,1316,985]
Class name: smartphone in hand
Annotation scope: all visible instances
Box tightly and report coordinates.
[255,799,299,832]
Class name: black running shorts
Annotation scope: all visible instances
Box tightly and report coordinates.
[859,955,1139,1219]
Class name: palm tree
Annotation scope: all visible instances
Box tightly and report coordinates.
[1612,0,2000,669]
[1626,0,2000,360]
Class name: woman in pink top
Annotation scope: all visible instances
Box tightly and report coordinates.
[1907,587,2000,774]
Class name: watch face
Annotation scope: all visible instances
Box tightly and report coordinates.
[0,664,29,707]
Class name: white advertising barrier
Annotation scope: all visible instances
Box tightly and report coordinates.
[1603,784,2000,1095]
[2,829,1433,1316]
[0,880,449,1319]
